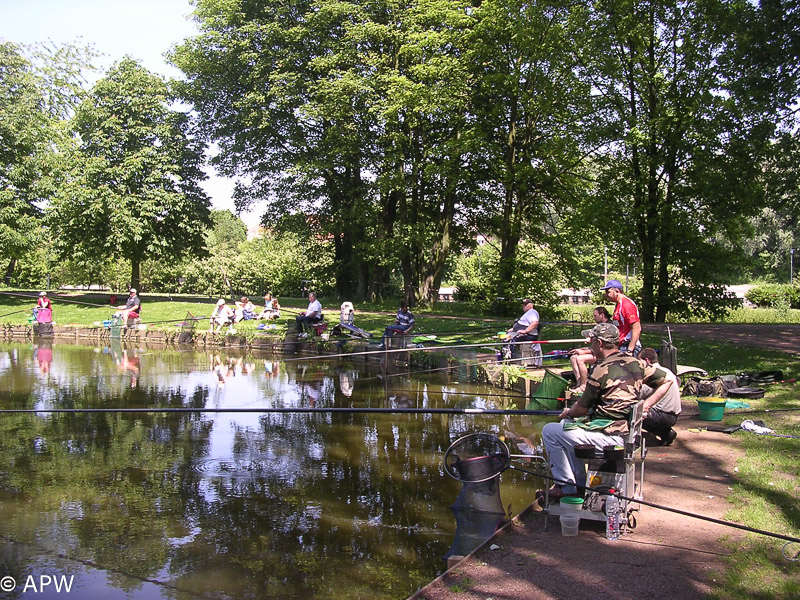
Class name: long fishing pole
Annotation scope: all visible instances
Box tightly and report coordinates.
[281,338,585,363]
[522,467,800,545]
[0,407,562,416]
[0,308,32,319]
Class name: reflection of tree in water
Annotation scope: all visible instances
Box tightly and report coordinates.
[0,342,545,598]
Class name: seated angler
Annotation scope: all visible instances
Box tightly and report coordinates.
[567,306,612,393]
[114,288,142,326]
[541,322,673,500]
[209,299,234,333]
[295,292,323,334]
[501,298,540,361]
[377,301,415,350]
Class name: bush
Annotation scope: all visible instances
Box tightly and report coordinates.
[745,284,800,309]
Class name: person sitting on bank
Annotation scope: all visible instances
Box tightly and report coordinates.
[295,292,323,333]
[258,293,281,320]
[377,301,415,350]
[638,347,682,446]
[567,306,612,393]
[114,288,141,326]
[541,323,672,500]
[502,298,540,361]
[209,298,234,333]
[234,296,256,322]
[34,291,53,323]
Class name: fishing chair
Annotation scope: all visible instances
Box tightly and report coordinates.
[386,324,414,349]
[543,400,646,533]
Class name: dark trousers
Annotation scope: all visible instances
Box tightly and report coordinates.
[643,408,678,439]
[296,315,322,331]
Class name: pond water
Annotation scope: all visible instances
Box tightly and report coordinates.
[0,340,549,599]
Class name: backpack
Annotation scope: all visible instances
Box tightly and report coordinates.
[682,376,727,397]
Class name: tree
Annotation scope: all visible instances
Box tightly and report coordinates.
[0,41,90,284]
[463,0,594,304]
[572,0,787,321]
[47,59,211,291]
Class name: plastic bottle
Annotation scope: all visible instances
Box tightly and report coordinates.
[605,490,620,541]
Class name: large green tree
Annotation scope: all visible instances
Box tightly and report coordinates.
[571,0,789,321]
[47,59,211,291]
[171,0,478,305]
[0,41,89,284]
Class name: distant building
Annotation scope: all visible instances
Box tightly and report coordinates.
[558,288,592,304]
[438,286,458,302]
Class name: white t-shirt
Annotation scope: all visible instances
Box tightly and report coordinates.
[306,299,322,318]
[518,308,539,332]
[641,366,681,414]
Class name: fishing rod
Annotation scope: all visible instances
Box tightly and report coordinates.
[0,307,33,319]
[281,338,585,363]
[445,433,800,547]
[0,406,562,416]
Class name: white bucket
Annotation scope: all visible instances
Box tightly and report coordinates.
[560,514,580,537]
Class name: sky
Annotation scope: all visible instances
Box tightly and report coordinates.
[0,0,260,225]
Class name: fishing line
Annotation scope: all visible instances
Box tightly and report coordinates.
[0,308,32,319]
[0,407,562,416]
[0,532,215,599]
[527,467,800,545]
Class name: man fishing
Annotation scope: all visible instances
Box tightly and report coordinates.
[114,288,141,326]
[501,298,540,362]
[295,292,323,334]
[541,322,673,499]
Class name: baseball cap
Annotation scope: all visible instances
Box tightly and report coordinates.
[129,288,137,294]
[39,291,47,296]
[600,279,623,291]
[581,322,620,343]
[216,298,226,306]
[521,298,533,306]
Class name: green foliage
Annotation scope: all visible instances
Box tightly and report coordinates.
[46,58,211,290]
[745,284,800,309]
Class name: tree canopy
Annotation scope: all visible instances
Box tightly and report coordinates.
[47,58,211,291]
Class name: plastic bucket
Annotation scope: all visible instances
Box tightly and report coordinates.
[697,398,726,421]
[560,514,580,536]
[559,497,584,513]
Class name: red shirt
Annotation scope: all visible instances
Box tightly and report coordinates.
[612,295,640,343]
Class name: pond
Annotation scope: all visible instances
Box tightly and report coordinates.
[0,340,550,599]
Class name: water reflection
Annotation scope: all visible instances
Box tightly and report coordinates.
[0,340,548,600]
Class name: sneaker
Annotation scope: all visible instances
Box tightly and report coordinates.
[376,343,386,350]
[659,429,678,446]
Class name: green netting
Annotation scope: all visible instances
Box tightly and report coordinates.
[526,369,569,411]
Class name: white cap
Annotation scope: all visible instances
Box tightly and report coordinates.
[129,288,137,293]
[216,298,226,306]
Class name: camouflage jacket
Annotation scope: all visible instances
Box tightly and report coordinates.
[577,352,667,421]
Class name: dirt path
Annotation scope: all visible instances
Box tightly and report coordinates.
[410,323,800,600]
[663,323,800,355]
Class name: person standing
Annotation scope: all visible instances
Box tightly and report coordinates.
[377,301,415,349]
[639,347,682,446]
[296,292,323,333]
[601,279,641,356]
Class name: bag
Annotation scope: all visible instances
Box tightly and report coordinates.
[682,376,727,397]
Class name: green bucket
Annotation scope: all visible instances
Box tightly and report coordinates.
[697,398,726,421]
[527,369,569,411]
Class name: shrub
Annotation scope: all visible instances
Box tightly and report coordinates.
[745,284,800,309]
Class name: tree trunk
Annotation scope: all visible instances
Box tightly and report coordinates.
[130,260,141,292]
[4,258,17,286]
